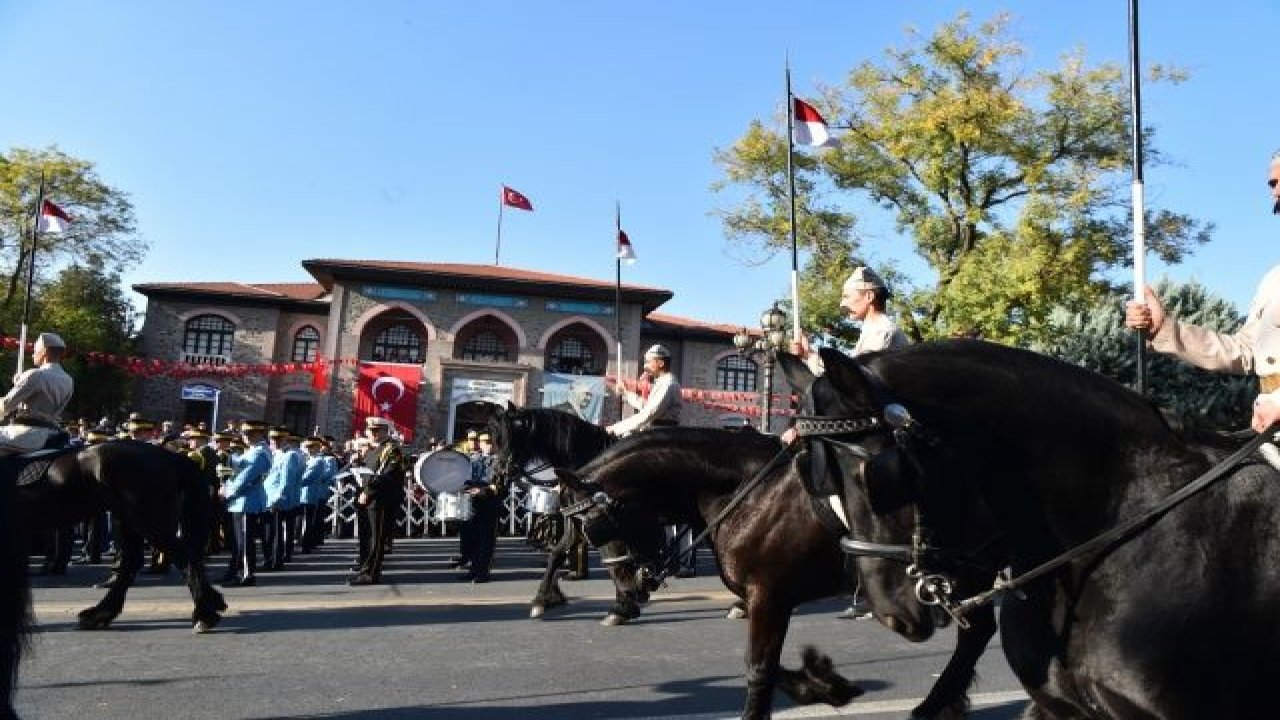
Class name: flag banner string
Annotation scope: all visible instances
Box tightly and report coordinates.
[0,334,793,415]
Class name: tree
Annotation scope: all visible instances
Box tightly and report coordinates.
[713,13,1211,346]
[1036,278,1254,431]
[0,265,137,421]
[0,147,142,312]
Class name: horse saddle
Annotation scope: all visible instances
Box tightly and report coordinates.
[10,446,78,487]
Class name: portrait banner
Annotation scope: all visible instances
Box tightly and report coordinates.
[354,362,421,442]
[541,373,606,424]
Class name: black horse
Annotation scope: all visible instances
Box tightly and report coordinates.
[1,454,32,720]
[803,339,1280,718]
[12,440,226,633]
[556,427,950,720]
[489,405,650,625]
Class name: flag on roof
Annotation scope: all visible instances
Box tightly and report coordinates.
[501,185,533,211]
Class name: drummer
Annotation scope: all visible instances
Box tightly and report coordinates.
[457,431,503,583]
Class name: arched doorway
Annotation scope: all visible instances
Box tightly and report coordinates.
[452,400,502,442]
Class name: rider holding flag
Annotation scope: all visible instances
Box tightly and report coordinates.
[1126,151,1280,435]
[0,332,73,456]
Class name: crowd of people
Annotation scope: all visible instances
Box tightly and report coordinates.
[32,411,514,590]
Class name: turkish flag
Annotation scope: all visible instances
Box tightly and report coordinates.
[353,362,421,442]
[501,185,533,211]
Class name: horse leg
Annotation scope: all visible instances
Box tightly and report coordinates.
[910,602,997,719]
[172,486,227,634]
[760,598,862,715]
[726,598,748,620]
[530,521,572,619]
[78,526,144,630]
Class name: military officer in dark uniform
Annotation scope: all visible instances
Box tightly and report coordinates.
[458,431,504,583]
[349,416,407,586]
[181,427,221,556]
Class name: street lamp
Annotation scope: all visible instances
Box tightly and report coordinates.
[733,302,789,432]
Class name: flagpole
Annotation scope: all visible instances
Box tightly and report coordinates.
[1128,0,1147,394]
[785,57,802,342]
[495,186,505,265]
[614,201,625,420]
[18,172,45,376]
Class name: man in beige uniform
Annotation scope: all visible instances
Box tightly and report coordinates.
[1126,152,1280,435]
[789,266,909,618]
[607,344,682,437]
[0,332,74,455]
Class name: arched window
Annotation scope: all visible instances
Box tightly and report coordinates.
[371,323,424,364]
[454,316,517,363]
[545,326,606,375]
[183,314,235,363]
[715,354,758,392]
[291,326,320,362]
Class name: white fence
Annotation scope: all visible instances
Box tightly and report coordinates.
[324,480,533,538]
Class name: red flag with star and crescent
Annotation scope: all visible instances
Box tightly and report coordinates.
[501,185,534,211]
[353,362,421,441]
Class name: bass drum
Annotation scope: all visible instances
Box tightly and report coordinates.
[415,449,472,494]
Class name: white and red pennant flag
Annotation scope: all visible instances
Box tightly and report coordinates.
[616,229,636,264]
[501,185,534,211]
[37,199,71,233]
[792,97,835,147]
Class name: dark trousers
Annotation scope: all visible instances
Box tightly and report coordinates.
[43,527,74,572]
[264,508,295,569]
[460,495,500,576]
[228,512,259,579]
[299,503,325,550]
[355,501,396,580]
[81,512,108,562]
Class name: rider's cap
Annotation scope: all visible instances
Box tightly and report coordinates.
[365,416,391,430]
[34,332,65,351]
[466,429,479,439]
[843,266,888,292]
[643,344,671,359]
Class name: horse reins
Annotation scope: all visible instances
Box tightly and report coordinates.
[950,425,1278,618]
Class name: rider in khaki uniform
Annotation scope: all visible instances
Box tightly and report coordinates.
[0,332,74,455]
[1126,151,1280,435]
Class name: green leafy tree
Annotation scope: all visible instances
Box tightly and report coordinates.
[1037,278,1254,430]
[0,146,141,310]
[713,13,1211,346]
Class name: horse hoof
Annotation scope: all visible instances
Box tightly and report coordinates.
[725,605,748,620]
[600,613,630,626]
[192,621,213,635]
[77,617,110,631]
[530,605,545,619]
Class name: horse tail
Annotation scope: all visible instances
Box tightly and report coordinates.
[0,472,33,717]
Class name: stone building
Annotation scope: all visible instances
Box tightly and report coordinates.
[132,259,782,444]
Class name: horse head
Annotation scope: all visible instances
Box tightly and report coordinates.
[782,346,937,641]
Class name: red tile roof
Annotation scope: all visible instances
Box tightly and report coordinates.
[303,258,669,294]
[134,281,327,302]
[647,312,758,338]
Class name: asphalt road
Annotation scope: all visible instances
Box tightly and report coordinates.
[16,538,1027,719]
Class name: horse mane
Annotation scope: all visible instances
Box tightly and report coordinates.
[872,339,1196,453]
[583,427,784,493]
[494,406,612,470]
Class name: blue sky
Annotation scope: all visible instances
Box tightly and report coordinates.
[1,1,1276,329]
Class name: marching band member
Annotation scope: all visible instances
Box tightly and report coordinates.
[219,420,271,586]
[181,427,221,557]
[458,431,503,583]
[349,416,406,586]
[262,427,303,571]
[297,435,333,553]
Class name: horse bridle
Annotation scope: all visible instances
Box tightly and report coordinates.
[793,368,977,625]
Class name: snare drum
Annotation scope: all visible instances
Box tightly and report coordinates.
[435,492,475,522]
[524,485,560,515]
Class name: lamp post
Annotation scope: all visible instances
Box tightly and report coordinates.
[733,302,790,432]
